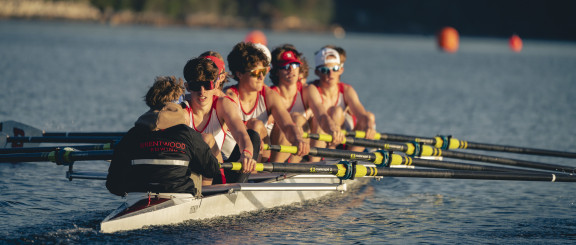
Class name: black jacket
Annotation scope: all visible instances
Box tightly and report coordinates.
[106,104,220,196]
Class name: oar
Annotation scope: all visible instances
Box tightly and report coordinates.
[5,136,121,144]
[0,149,113,165]
[1,120,125,137]
[264,144,550,173]
[67,161,576,183]
[345,130,576,159]
[0,143,115,154]
[263,144,384,165]
[1,120,124,149]
[221,161,576,182]
[343,137,576,173]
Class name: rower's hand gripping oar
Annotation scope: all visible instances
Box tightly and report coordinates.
[345,130,576,159]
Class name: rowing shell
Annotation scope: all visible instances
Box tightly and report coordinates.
[100,172,373,233]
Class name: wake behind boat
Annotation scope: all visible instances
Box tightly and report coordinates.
[100,172,373,233]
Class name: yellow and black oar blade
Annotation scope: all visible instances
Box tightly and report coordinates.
[222,161,576,182]
[344,137,576,173]
[346,130,576,159]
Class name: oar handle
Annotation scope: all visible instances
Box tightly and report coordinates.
[303,132,338,143]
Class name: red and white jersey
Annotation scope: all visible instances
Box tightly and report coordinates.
[311,80,356,130]
[228,85,273,135]
[270,82,308,118]
[183,95,237,160]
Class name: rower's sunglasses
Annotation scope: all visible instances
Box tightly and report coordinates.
[188,80,215,92]
[317,65,341,74]
[279,63,300,70]
[248,67,268,77]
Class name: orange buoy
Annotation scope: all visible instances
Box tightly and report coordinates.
[509,34,523,52]
[437,27,459,53]
[244,30,267,46]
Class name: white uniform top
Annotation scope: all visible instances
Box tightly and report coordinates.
[271,82,308,119]
[312,81,356,131]
[228,85,273,135]
[183,96,237,160]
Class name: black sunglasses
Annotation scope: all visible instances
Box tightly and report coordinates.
[188,80,214,92]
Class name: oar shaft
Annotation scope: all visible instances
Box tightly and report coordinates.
[437,149,576,173]
[344,138,576,173]
[43,132,126,137]
[376,168,576,182]
[0,143,115,154]
[349,131,576,159]
[408,157,543,174]
[264,144,383,164]
[221,162,576,182]
[464,141,576,158]
[0,150,113,164]
[6,136,120,144]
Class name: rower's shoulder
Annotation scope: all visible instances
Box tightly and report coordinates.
[222,85,238,99]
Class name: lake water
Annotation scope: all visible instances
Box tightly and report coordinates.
[1,20,575,244]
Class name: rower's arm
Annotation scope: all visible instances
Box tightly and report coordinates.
[266,87,310,156]
[303,85,343,144]
[343,85,376,138]
[217,97,256,173]
[217,97,253,156]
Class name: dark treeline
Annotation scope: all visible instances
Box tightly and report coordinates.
[88,0,334,31]
[333,0,576,40]
[11,0,576,40]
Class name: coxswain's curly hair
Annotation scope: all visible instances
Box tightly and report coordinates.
[183,57,219,91]
[144,76,185,110]
[227,42,270,82]
[270,44,306,86]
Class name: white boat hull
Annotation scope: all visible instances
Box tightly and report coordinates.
[100,174,369,233]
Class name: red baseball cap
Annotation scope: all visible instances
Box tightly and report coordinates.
[276,51,301,67]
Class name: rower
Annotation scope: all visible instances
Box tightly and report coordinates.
[268,44,344,162]
[224,42,310,162]
[308,46,376,159]
[182,56,259,184]
[106,76,254,197]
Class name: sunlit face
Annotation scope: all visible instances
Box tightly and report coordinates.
[316,61,343,85]
[238,61,268,92]
[278,62,300,85]
[188,73,225,108]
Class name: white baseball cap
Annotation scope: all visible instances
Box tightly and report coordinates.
[315,47,340,67]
